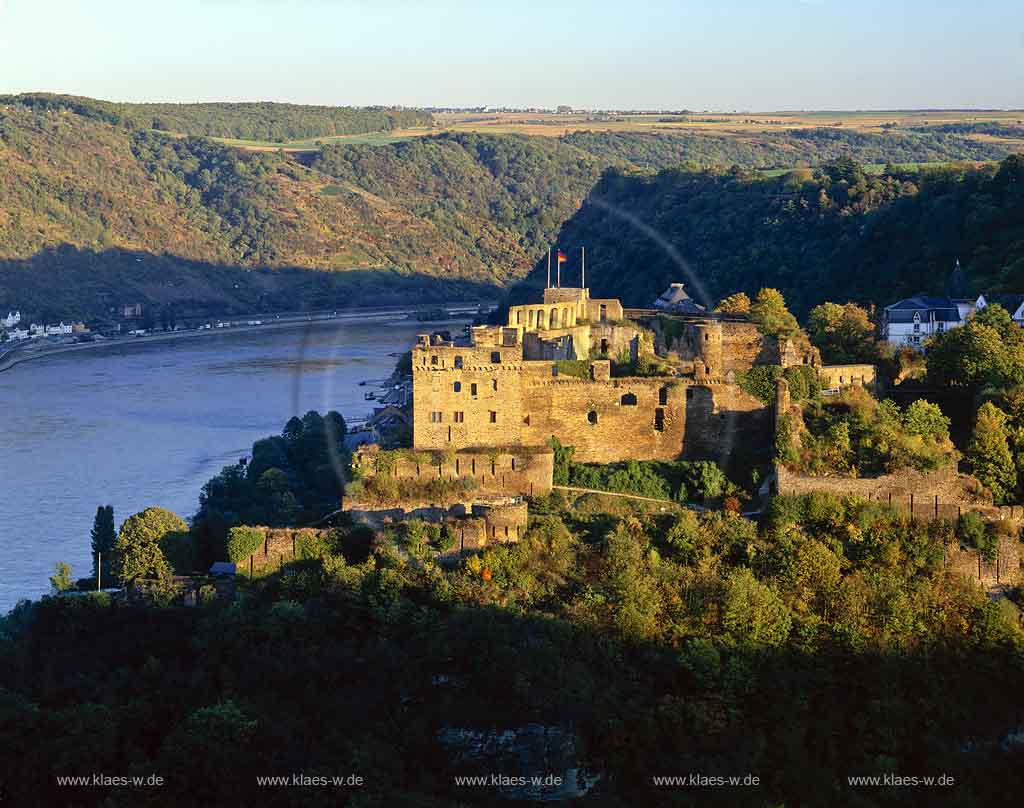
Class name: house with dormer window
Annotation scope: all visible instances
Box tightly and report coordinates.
[883,295,971,350]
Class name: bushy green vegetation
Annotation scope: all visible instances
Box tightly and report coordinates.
[225,526,265,564]
[561,127,1013,171]
[789,388,958,475]
[2,493,1021,806]
[806,301,881,364]
[191,411,348,567]
[519,155,1024,315]
[738,364,821,405]
[927,304,1024,392]
[1,93,432,140]
[113,507,189,582]
[553,358,591,378]
[568,458,731,503]
[346,472,478,507]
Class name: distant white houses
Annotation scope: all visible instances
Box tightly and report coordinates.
[4,321,84,341]
[2,311,21,328]
[975,293,1024,327]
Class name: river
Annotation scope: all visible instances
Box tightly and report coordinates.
[0,317,447,613]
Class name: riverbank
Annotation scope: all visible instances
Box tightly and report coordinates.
[0,303,492,374]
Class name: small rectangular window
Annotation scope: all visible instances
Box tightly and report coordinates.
[489,411,497,423]
[471,383,478,396]
[491,379,498,391]
[431,355,439,365]
[430,411,443,423]
[454,411,465,423]
[491,351,501,363]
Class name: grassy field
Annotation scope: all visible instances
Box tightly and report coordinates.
[211,109,1024,164]
[209,127,435,152]
[432,109,1024,138]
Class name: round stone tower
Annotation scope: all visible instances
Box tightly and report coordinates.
[692,321,724,378]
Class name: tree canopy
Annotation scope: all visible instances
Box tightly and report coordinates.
[112,507,188,582]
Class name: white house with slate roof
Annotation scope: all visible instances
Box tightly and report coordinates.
[885,292,1024,351]
[883,295,971,350]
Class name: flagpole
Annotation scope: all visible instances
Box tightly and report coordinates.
[581,246,585,289]
[547,248,551,289]
[557,250,561,288]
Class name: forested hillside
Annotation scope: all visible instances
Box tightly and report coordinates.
[0,106,595,318]
[2,94,1023,321]
[3,493,1023,806]
[311,133,603,265]
[0,93,431,141]
[561,127,1012,171]
[514,155,1024,315]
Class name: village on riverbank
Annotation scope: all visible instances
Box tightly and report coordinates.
[0,302,494,374]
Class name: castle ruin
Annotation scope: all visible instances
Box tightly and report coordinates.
[411,285,818,464]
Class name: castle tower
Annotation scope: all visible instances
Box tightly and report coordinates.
[692,321,724,377]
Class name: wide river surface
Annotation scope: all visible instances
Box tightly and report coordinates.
[0,317,446,613]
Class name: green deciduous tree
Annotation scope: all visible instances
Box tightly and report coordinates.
[113,507,188,583]
[927,305,1024,391]
[903,399,950,439]
[715,292,751,314]
[723,567,793,647]
[49,561,73,593]
[807,301,878,363]
[966,402,1017,503]
[749,288,800,339]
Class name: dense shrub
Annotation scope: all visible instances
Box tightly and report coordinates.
[790,388,958,475]
[226,526,264,563]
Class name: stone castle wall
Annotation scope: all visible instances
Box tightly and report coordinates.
[235,527,333,576]
[819,363,877,390]
[659,319,820,378]
[517,373,688,463]
[344,499,530,555]
[412,341,772,464]
[413,302,796,465]
[413,342,525,450]
[682,380,772,460]
[353,445,554,498]
[774,464,991,517]
[945,536,1020,587]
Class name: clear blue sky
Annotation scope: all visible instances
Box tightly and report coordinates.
[2,0,1022,109]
